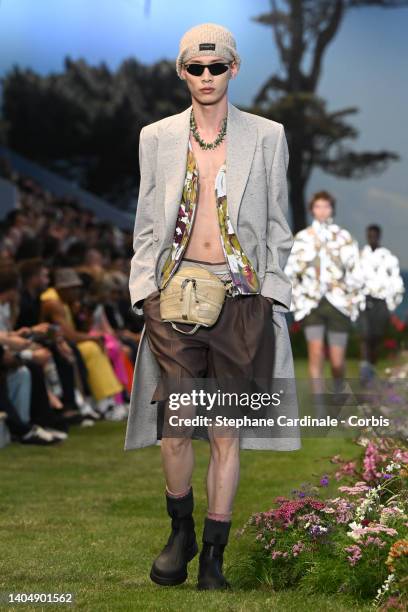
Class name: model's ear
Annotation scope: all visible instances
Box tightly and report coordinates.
[230,61,239,79]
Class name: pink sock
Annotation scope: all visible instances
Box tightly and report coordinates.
[165,485,191,499]
[207,511,232,522]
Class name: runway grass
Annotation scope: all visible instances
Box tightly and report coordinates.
[0,358,394,611]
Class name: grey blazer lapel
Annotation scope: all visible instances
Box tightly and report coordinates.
[161,101,257,241]
[226,102,257,231]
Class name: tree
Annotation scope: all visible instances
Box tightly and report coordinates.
[247,0,408,231]
[1,57,190,208]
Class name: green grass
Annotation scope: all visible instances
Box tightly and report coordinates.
[0,359,394,611]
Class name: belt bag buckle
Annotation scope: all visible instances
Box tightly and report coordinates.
[159,266,226,335]
[223,279,236,297]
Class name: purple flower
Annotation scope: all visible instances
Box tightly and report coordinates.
[309,524,329,537]
[320,475,329,487]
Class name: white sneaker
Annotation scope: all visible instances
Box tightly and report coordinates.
[96,397,115,416]
[41,427,68,441]
[75,389,101,420]
[21,425,58,446]
[23,425,58,443]
[104,404,128,421]
[79,402,102,420]
[80,418,95,428]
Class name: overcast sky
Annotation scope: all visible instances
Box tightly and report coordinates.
[1,0,407,265]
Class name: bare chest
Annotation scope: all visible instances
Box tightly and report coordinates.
[189,137,226,185]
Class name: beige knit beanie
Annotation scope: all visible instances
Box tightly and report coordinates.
[176,23,241,80]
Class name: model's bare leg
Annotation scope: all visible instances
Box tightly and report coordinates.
[307,338,325,379]
[196,427,238,591]
[161,437,194,494]
[150,408,198,587]
[306,338,326,417]
[328,344,346,380]
[206,431,240,516]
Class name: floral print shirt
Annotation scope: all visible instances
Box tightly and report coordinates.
[284,217,365,322]
[160,139,260,293]
[358,245,405,312]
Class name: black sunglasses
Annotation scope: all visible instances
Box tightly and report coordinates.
[184,62,231,77]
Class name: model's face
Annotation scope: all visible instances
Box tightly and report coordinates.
[312,198,333,222]
[180,55,238,106]
[367,228,380,248]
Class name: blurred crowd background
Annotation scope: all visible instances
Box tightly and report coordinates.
[0,157,144,446]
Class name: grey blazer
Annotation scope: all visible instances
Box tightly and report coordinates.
[124,101,301,452]
[129,100,293,314]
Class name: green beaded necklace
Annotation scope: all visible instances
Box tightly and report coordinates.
[190,110,227,150]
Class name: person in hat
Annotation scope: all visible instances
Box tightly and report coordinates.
[40,267,127,418]
[125,23,301,590]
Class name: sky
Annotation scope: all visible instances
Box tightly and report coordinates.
[0,0,407,265]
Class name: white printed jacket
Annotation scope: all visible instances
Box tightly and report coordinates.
[284,218,365,322]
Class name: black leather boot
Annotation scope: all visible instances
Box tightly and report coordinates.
[150,487,198,586]
[197,517,232,590]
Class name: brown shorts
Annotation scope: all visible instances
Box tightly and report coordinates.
[142,286,276,423]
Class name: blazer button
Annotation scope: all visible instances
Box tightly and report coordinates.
[153,233,159,241]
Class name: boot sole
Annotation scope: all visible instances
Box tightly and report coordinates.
[150,542,198,586]
[197,581,231,591]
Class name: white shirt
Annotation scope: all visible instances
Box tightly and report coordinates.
[359,245,405,312]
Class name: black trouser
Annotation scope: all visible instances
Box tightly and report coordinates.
[24,361,69,431]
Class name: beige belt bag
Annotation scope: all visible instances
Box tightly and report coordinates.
[159,265,226,335]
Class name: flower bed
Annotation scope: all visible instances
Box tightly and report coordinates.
[233,437,408,609]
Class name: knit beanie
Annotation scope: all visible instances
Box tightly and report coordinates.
[176,23,241,80]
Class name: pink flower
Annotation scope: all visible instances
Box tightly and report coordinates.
[349,524,398,540]
[393,449,408,464]
[334,461,357,480]
[364,536,386,548]
[338,481,370,495]
[362,441,386,482]
[345,544,362,566]
[292,541,305,556]
[271,550,283,560]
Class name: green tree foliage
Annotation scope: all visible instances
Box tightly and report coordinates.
[2,57,190,208]
[246,0,408,231]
